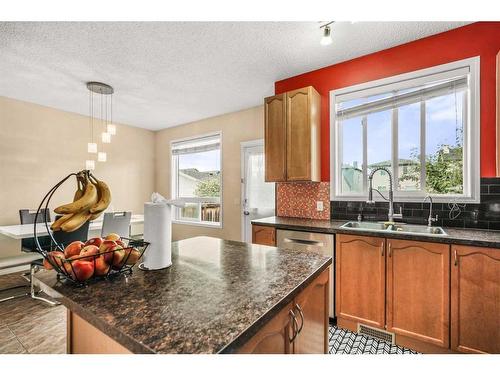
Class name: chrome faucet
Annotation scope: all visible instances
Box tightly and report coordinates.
[366,167,402,223]
[423,195,438,227]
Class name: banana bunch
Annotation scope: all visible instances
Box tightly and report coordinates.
[51,171,111,232]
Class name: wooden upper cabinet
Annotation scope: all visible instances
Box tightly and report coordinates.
[293,267,329,354]
[264,86,321,182]
[386,239,450,348]
[236,301,293,354]
[252,225,276,246]
[336,234,386,328]
[264,94,287,182]
[451,245,500,354]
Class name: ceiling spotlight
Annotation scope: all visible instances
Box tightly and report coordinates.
[320,22,334,46]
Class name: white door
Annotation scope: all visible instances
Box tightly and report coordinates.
[241,140,275,243]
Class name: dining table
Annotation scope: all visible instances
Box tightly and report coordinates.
[0,214,144,240]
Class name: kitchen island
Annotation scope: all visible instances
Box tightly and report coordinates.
[34,236,331,354]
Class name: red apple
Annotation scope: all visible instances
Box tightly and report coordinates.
[64,241,84,258]
[94,255,110,276]
[105,233,121,242]
[45,251,65,270]
[71,260,94,281]
[84,237,103,248]
[111,246,126,268]
[99,240,117,263]
[79,245,99,259]
[124,248,140,265]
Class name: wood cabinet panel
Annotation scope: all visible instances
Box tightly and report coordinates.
[264,94,287,182]
[293,267,329,354]
[252,225,276,246]
[451,245,500,353]
[264,86,320,182]
[386,239,450,348]
[237,301,294,354]
[336,234,385,328]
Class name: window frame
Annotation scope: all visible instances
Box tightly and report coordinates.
[330,57,480,203]
[170,131,223,228]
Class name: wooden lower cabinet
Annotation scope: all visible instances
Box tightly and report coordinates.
[386,239,450,349]
[238,267,330,354]
[336,235,385,328]
[293,266,329,354]
[252,225,276,246]
[451,245,500,353]
[237,301,294,354]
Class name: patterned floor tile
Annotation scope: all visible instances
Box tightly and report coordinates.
[329,326,418,354]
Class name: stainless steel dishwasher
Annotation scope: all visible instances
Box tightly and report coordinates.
[276,229,335,319]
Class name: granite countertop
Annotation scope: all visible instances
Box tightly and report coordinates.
[252,216,500,249]
[34,236,331,354]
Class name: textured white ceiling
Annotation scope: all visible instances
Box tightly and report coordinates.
[0,22,469,130]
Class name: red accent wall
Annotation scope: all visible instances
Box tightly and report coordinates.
[275,22,500,181]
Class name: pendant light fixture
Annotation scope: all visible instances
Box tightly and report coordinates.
[320,21,334,46]
[86,82,115,167]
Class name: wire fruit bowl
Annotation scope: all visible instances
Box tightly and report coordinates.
[33,170,149,287]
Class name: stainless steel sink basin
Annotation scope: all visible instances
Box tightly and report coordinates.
[340,221,447,236]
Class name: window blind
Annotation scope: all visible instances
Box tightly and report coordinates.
[336,76,468,121]
[171,134,220,155]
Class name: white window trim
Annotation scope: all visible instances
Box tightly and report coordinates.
[170,131,223,228]
[330,57,480,203]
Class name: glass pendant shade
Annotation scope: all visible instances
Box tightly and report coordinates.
[98,152,107,162]
[102,132,111,143]
[85,160,95,171]
[107,123,117,135]
[87,142,97,153]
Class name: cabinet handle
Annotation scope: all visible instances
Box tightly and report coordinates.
[388,242,392,258]
[289,310,299,343]
[381,242,385,256]
[454,249,458,266]
[295,303,304,334]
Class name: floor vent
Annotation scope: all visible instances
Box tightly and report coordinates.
[357,324,395,344]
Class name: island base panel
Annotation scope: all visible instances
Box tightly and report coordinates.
[67,311,131,354]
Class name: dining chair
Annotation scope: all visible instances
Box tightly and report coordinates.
[101,212,132,238]
[0,209,54,305]
[52,218,90,246]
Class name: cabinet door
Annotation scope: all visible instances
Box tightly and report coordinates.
[386,239,450,348]
[236,302,294,354]
[293,267,330,354]
[264,94,287,182]
[451,245,500,353]
[252,225,276,246]
[286,87,314,181]
[336,234,385,328]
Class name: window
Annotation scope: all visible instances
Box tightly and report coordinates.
[171,133,222,227]
[330,57,480,203]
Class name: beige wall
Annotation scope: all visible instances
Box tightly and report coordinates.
[155,106,264,241]
[0,96,155,258]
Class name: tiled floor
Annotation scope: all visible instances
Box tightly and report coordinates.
[329,326,418,354]
[0,272,417,355]
[0,272,66,354]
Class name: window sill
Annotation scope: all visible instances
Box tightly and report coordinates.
[172,220,223,229]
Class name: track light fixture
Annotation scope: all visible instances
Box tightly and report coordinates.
[320,21,334,46]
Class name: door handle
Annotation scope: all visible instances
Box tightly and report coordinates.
[295,303,304,334]
[381,242,385,256]
[284,238,324,246]
[289,310,299,343]
[388,242,392,257]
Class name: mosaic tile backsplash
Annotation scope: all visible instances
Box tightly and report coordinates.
[331,177,500,230]
[276,182,330,220]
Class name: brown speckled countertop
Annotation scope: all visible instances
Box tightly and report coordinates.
[34,236,331,354]
[252,216,500,249]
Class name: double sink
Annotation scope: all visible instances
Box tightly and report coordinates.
[340,221,447,236]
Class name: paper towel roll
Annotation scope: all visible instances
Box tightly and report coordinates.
[142,202,172,270]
